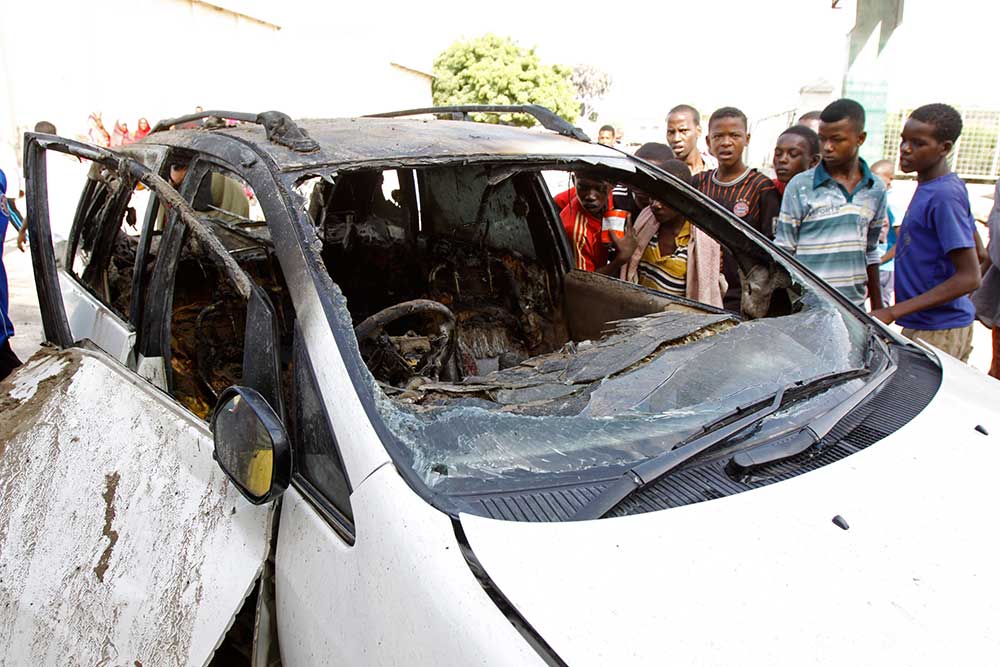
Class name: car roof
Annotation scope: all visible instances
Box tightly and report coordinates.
[147,116,623,173]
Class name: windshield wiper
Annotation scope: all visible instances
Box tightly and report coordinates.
[570,368,875,521]
[727,352,896,479]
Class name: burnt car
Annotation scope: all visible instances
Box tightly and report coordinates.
[2,106,998,666]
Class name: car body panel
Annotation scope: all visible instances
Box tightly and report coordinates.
[0,348,272,666]
[275,464,545,666]
[460,350,1000,666]
[58,270,135,364]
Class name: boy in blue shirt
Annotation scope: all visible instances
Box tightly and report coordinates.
[0,167,21,381]
[871,104,982,361]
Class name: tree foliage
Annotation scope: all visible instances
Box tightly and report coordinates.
[432,34,578,127]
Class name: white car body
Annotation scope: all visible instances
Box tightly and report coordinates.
[461,349,1000,666]
[4,117,1000,666]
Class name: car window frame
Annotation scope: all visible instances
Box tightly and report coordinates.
[131,149,358,540]
[138,156,284,413]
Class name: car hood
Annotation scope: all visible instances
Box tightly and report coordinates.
[460,350,1000,666]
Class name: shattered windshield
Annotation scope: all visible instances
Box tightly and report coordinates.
[297,160,869,490]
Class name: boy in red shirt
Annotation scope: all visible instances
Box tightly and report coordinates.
[558,171,636,275]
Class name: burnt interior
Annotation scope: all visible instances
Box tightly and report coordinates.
[167,174,293,419]
[308,164,725,405]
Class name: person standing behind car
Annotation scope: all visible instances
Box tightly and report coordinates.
[616,142,675,221]
[621,159,724,307]
[666,105,717,177]
[772,125,820,197]
[0,168,21,381]
[972,178,1000,378]
[696,107,781,311]
[597,125,617,147]
[872,104,982,363]
[559,170,637,276]
[774,98,886,310]
[870,159,901,308]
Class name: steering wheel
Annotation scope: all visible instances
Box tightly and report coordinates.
[354,299,457,382]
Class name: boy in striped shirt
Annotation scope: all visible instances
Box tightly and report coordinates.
[696,106,781,311]
[774,99,886,309]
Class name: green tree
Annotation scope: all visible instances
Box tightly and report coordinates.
[432,34,578,127]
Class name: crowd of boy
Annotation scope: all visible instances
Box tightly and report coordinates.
[558,98,995,373]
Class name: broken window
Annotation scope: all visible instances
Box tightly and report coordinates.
[165,165,287,420]
[301,161,870,491]
[67,159,159,319]
[167,231,248,418]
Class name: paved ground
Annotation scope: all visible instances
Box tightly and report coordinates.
[4,236,44,363]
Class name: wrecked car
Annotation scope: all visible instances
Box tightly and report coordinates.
[2,105,999,666]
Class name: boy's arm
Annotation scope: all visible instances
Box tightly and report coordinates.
[866,265,882,311]
[773,182,803,253]
[974,228,988,266]
[872,247,981,324]
[595,218,638,276]
[865,192,887,310]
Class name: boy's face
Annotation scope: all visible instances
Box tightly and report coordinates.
[818,118,865,170]
[169,163,188,186]
[649,198,682,226]
[597,129,616,146]
[706,117,749,169]
[633,158,671,210]
[773,134,817,183]
[666,111,699,160]
[575,176,611,218]
[898,118,952,174]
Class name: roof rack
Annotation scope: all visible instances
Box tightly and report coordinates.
[150,110,319,153]
[365,105,591,143]
[150,110,258,134]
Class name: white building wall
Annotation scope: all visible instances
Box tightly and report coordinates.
[0,0,431,168]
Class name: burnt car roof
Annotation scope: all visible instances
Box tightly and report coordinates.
[145,116,621,172]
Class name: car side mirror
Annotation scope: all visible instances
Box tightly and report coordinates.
[211,386,291,505]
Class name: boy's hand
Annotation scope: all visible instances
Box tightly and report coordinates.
[871,306,895,325]
[17,224,27,252]
[609,218,638,268]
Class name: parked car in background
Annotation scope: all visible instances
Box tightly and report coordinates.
[2,106,998,666]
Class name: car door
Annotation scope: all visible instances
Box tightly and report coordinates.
[4,133,274,665]
[22,136,174,366]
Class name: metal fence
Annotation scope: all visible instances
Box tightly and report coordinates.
[882,108,1000,181]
